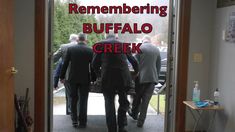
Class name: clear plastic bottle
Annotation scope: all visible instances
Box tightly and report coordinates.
[214,88,219,105]
[193,81,200,102]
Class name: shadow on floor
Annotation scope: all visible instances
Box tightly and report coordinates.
[53,115,164,132]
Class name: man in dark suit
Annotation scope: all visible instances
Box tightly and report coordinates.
[60,33,95,128]
[128,35,161,127]
[92,32,138,132]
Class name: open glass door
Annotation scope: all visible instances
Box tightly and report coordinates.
[164,0,182,132]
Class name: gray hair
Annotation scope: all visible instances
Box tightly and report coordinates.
[78,32,87,41]
[69,34,78,42]
[142,35,152,43]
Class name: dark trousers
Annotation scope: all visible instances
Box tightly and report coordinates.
[131,83,155,123]
[69,83,89,124]
[64,81,71,115]
[103,89,129,132]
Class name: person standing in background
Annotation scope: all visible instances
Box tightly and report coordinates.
[128,35,161,127]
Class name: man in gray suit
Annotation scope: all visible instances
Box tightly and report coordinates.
[53,33,78,115]
[128,35,161,127]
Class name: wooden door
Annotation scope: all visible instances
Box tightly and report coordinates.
[0,0,15,131]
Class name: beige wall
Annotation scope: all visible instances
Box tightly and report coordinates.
[209,5,235,132]
[186,0,235,132]
[186,0,216,130]
[14,0,35,120]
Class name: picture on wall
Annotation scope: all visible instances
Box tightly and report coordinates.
[225,12,235,43]
[217,0,235,8]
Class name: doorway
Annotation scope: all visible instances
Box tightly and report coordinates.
[33,0,192,132]
[52,0,169,132]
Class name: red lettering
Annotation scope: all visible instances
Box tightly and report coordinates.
[123,43,131,53]
[104,44,112,53]
[123,4,131,14]
[132,6,139,14]
[83,23,92,33]
[69,4,78,14]
[105,23,113,33]
[94,23,104,34]
[84,23,153,34]
[92,44,102,53]
[142,23,152,33]
[133,23,141,33]
[114,23,122,33]
[132,43,142,53]
[122,24,133,34]
[79,6,86,14]
[114,44,121,53]
[101,6,109,14]
[160,6,168,17]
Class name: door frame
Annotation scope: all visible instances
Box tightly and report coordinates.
[34,0,191,131]
[0,0,14,131]
[175,0,191,132]
[35,0,46,131]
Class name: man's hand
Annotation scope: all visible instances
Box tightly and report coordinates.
[133,72,139,79]
[60,79,65,84]
[54,86,58,90]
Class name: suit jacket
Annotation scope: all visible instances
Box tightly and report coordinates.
[60,42,94,85]
[92,38,138,92]
[53,41,77,80]
[135,43,161,84]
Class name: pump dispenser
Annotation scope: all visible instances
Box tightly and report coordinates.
[192,81,200,102]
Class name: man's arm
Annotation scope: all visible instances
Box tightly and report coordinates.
[88,49,97,82]
[53,46,63,63]
[54,59,63,89]
[127,53,139,74]
[156,51,161,77]
[91,53,102,77]
[60,47,71,81]
[134,53,140,63]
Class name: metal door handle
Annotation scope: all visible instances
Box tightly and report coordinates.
[11,67,18,74]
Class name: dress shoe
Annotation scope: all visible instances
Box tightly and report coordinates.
[118,127,127,132]
[78,123,86,128]
[127,109,138,120]
[72,121,78,127]
[137,120,144,128]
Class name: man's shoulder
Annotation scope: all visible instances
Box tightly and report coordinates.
[61,42,77,49]
[144,43,158,49]
[97,39,122,44]
[141,43,160,54]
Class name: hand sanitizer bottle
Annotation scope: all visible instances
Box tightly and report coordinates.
[214,88,219,105]
[193,81,200,102]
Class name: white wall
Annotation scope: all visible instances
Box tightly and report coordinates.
[209,5,235,132]
[186,0,216,130]
[186,1,235,132]
[14,0,35,120]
